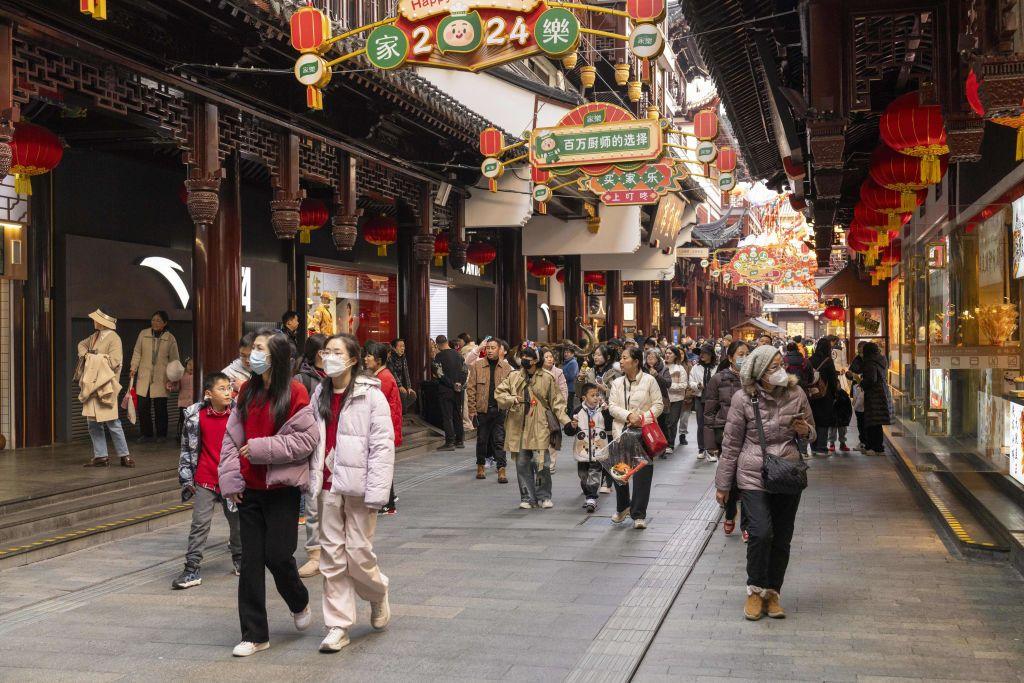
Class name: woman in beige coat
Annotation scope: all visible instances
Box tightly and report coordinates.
[78,309,133,467]
[494,346,570,510]
[130,310,180,442]
[607,347,664,529]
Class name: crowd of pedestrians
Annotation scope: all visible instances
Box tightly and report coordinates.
[74,310,895,649]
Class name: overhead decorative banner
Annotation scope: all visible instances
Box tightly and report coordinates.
[530,117,662,169]
[581,160,685,205]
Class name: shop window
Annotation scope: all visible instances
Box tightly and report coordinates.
[305,264,397,346]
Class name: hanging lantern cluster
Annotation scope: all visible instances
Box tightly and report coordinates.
[8,121,64,196]
[363,215,398,256]
[298,198,329,244]
[466,240,497,274]
[584,271,606,292]
[879,92,949,185]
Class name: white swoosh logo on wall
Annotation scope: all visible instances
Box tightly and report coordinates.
[139,257,189,308]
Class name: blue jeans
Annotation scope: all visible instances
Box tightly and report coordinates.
[87,418,130,458]
[514,450,551,503]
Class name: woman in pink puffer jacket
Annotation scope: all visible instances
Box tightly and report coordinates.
[305,333,395,654]
[714,344,814,623]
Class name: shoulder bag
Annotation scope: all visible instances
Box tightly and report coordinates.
[806,358,831,399]
[750,394,808,495]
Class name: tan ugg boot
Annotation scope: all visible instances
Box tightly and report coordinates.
[744,590,764,621]
[764,590,785,618]
[476,465,486,479]
[298,548,320,578]
[497,467,508,484]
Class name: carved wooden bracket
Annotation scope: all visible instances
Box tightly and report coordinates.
[946,112,986,163]
[807,115,847,171]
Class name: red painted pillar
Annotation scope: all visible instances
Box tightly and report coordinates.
[605,271,623,340]
[636,281,652,338]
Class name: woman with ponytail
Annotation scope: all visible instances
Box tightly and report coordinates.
[218,329,317,657]
[306,334,396,653]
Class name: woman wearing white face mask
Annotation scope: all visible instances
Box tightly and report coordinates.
[714,344,814,622]
[306,334,395,653]
[702,340,750,536]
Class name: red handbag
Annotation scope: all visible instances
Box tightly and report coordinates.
[640,410,668,457]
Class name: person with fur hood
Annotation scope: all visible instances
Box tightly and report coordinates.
[305,333,395,653]
[714,344,814,622]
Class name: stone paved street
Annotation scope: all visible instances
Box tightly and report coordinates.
[2,425,1024,682]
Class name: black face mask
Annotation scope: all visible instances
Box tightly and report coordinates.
[520,358,534,370]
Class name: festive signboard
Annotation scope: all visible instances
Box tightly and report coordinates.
[530,119,662,169]
[581,161,685,206]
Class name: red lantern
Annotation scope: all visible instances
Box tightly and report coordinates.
[9,121,63,196]
[879,92,949,185]
[434,232,450,266]
[290,5,331,52]
[531,165,551,184]
[584,271,606,292]
[717,146,737,173]
[532,258,557,285]
[556,268,566,284]
[626,0,666,23]
[854,202,910,232]
[298,198,329,244]
[860,179,925,222]
[363,216,398,256]
[823,305,845,322]
[479,128,504,157]
[466,241,497,274]
[693,109,718,141]
[846,229,871,253]
[881,240,902,266]
[869,146,947,206]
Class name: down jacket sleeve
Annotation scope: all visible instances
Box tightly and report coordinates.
[218,410,246,497]
[364,389,396,509]
[715,390,748,492]
[245,405,318,466]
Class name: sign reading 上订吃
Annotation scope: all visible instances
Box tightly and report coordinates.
[529,118,662,169]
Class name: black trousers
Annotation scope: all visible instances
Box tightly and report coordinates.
[664,401,683,447]
[694,399,706,451]
[862,424,884,452]
[475,407,507,467]
[855,411,865,440]
[724,484,748,531]
[740,489,800,592]
[238,487,309,643]
[137,395,168,438]
[614,461,654,520]
[438,390,464,446]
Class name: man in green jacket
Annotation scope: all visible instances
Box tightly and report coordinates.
[494,345,570,509]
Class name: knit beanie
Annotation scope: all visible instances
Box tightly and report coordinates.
[741,344,782,386]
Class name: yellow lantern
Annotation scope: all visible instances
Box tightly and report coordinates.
[614,62,630,86]
[646,105,660,120]
[561,52,578,69]
[579,65,596,89]
[627,81,642,103]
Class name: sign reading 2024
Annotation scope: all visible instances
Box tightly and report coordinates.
[366,0,579,71]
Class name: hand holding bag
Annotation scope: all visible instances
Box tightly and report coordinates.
[640,409,668,457]
[751,394,808,495]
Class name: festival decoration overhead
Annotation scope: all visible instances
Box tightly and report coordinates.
[434,232,450,266]
[859,179,925,223]
[466,240,497,274]
[879,91,949,185]
[289,0,666,111]
[869,145,948,204]
[298,198,330,244]
[8,121,64,196]
[363,215,398,256]
[529,257,557,284]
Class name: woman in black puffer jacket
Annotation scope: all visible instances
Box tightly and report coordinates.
[703,340,749,536]
[859,342,892,455]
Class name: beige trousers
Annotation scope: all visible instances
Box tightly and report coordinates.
[319,491,389,629]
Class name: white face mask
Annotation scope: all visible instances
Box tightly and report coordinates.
[248,350,270,375]
[767,367,789,387]
[324,355,352,378]
[734,356,747,370]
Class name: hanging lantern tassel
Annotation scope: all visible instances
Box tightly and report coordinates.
[300,229,311,244]
[377,244,387,257]
[306,86,323,111]
[14,174,32,196]
[435,254,443,267]
[641,58,651,83]
[919,154,942,185]
[489,178,497,193]
[537,201,547,215]
[80,0,107,20]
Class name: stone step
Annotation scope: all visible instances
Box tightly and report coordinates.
[0,467,178,517]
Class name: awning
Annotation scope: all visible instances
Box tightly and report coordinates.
[582,243,676,271]
[619,267,674,281]
[465,173,533,228]
[731,317,784,335]
[523,205,641,256]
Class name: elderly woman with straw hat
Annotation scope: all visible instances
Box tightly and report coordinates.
[77,309,133,467]
[714,344,814,622]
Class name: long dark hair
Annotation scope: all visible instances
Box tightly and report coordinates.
[717,340,748,372]
[317,333,365,422]
[592,343,617,371]
[237,329,296,432]
[302,333,327,367]
[810,336,832,365]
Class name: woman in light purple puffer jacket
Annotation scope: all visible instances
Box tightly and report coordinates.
[305,333,395,654]
[714,345,814,623]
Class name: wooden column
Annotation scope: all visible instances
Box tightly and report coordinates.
[659,279,672,339]
[564,255,584,344]
[605,270,623,340]
[397,189,433,389]
[686,275,699,339]
[495,229,527,346]
[702,283,712,338]
[636,281,652,338]
[187,101,237,384]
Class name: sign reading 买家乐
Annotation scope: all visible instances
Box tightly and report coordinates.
[529,119,662,169]
[581,161,684,205]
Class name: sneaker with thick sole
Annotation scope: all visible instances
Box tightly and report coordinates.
[539,499,553,509]
[233,560,241,576]
[171,568,201,590]
[633,518,647,529]
[370,593,390,630]
[696,450,706,460]
[598,485,612,494]
[706,452,719,463]
[378,505,397,516]
[233,641,270,657]
[293,606,312,631]
[519,501,532,509]
[611,509,630,524]
[584,499,597,513]
[438,444,456,452]
[319,628,350,653]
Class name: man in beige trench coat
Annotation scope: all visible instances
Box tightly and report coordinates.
[78,309,134,467]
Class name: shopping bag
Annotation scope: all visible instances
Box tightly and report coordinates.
[599,427,651,483]
[640,410,668,458]
[121,387,138,425]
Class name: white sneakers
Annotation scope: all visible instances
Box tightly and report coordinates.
[598,485,612,494]
[611,509,630,524]
[697,450,707,460]
[319,627,350,653]
[633,519,648,529]
[706,452,719,463]
[540,499,554,509]
[293,606,312,631]
[371,593,391,630]
[519,501,532,509]
[232,641,270,657]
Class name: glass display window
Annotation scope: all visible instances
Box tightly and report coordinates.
[306,263,397,346]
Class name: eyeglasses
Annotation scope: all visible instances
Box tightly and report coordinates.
[318,350,348,359]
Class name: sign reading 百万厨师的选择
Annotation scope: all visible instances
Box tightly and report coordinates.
[529,119,663,169]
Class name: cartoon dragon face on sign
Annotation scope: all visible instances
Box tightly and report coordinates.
[437,5,483,53]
